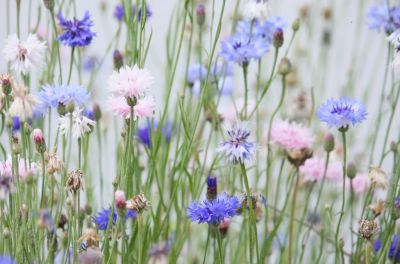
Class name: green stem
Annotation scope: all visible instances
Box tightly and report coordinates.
[67,47,75,85]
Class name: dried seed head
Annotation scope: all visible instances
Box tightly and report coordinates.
[45,151,63,174]
[285,148,313,168]
[66,169,84,193]
[358,219,377,240]
[368,166,388,189]
[126,193,150,213]
[78,228,100,248]
[368,201,385,218]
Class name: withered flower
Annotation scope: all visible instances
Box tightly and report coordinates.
[66,169,84,193]
[368,201,385,218]
[126,193,150,213]
[358,219,377,240]
[78,228,100,248]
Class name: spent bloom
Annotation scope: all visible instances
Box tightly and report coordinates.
[317,97,367,129]
[368,166,388,189]
[187,192,240,224]
[218,126,256,164]
[36,84,89,113]
[93,207,137,230]
[270,120,313,150]
[2,33,46,75]
[59,108,96,139]
[108,65,154,99]
[57,11,96,47]
[9,84,38,121]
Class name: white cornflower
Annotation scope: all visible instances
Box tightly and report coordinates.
[108,65,154,99]
[3,34,46,75]
[243,0,270,21]
[8,84,38,120]
[59,108,96,139]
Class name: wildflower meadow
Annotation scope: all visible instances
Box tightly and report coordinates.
[1,0,400,263]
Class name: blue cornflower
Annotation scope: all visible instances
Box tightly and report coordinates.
[220,31,269,65]
[84,108,95,121]
[206,176,217,200]
[93,208,137,230]
[389,235,400,261]
[83,56,98,72]
[57,11,96,47]
[367,2,391,32]
[137,122,172,147]
[114,3,152,22]
[217,126,256,164]
[374,238,382,253]
[36,84,90,114]
[317,97,367,129]
[236,17,287,43]
[187,192,240,224]
[0,255,16,264]
[187,64,207,84]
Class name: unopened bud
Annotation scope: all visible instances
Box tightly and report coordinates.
[66,102,75,114]
[12,136,20,155]
[0,75,12,95]
[206,176,217,200]
[126,96,138,107]
[43,0,54,10]
[113,50,124,70]
[93,103,102,121]
[323,133,335,152]
[391,141,398,153]
[57,103,66,116]
[278,58,292,76]
[24,122,32,136]
[273,29,284,49]
[292,18,300,32]
[196,4,206,26]
[347,162,357,179]
[33,128,47,154]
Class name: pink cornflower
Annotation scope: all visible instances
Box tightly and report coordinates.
[326,161,343,182]
[0,157,36,180]
[269,120,313,150]
[108,96,155,119]
[346,173,370,194]
[299,157,325,182]
[108,65,154,99]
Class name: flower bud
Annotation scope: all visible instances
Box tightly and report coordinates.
[33,128,47,154]
[24,122,32,136]
[43,0,54,10]
[93,103,102,121]
[206,176,217,200]
[273,29,284,49]
[391,141,398,153]
[115,190,126,209]
[57,103,66,116]
[126,96,138,107]
[292,18,300,32]
[3,228,11,239]
[278,58,292,76]
[6,116,13,129]
[85,204,93,215]
[196,4,206,26]
[323,133,335,152]
[113,50,124,70]
[66,102,75,114]
[0,74,12,95]
[12,136,21,155]
[219,218,230,238]
[347,162,357,179]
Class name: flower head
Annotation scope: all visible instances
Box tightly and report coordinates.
[358,219,377,240]
[108,65,154,99]
[9,84,38,121]
[317,97,367,129]
[126,193,150,213]
[389,235,400,261]
[368,166,388,189]
[108,96,155,120]
[36,84,89,114]
[218,126,256,164]
[137,121,172,147]
[346,173,370,194]
[299,157,325,182]
[57,11,96,47]
[366,2,400,33]
[115,190,126,209]
[114,3,152,22]
[243,0,270,20]
[93,207,136,230]
[0,172,13,200]
[3,33,46,75]
[270,120,313,150]
[0,156,36,180]
[0,255,16,264]
[59,108,95,139]
[220,31,269,65]
[187,192,240,224]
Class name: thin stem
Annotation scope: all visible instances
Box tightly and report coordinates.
[67,47,75,85]
[288,169,300,263]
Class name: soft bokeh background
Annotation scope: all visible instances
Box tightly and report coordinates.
[0,0,396,200]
